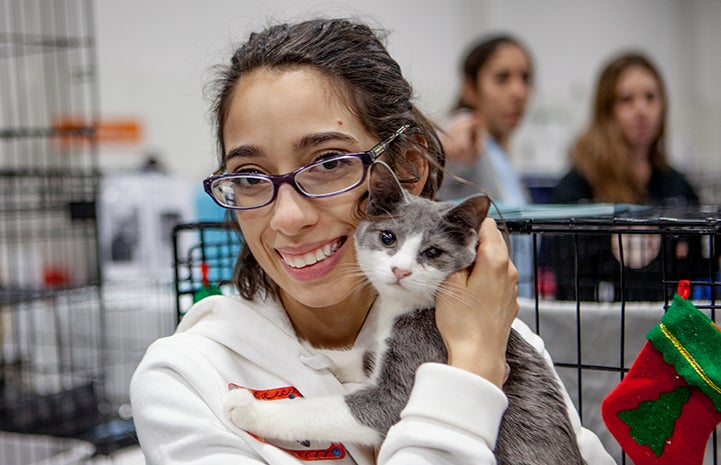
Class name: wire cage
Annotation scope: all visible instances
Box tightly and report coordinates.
[172,222,242,323]
[173,205,721,464]
[1,0,137,460]
[505,205,720,464]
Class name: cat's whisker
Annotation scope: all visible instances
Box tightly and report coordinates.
[435,284,479,308]
[346,280,376,297]
[333,263,375,280]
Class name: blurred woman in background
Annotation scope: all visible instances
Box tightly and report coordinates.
[438,34,534,205]
[553,52,698,206]
[549,52,703,302]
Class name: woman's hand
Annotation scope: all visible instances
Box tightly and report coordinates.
[439,111,485,164]
[435,217,519,388]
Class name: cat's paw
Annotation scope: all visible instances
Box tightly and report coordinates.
[224,388,261,431]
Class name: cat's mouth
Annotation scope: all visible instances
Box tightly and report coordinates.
[277,237,346,269]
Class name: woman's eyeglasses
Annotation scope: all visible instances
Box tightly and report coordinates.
[203,124,410,210]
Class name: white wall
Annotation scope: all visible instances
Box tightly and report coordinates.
[94,0,720,185]
[94,0,468,182]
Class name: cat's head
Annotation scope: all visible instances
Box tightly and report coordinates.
[355,162,490,308]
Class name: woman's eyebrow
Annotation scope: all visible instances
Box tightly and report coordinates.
[224,144,262,164]
[294,131,357,151]
[224,131,359,165]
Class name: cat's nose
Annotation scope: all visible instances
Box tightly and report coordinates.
[392,267,411,280]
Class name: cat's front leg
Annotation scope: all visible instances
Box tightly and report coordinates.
[224,388,381,445]
[224,388,268,435]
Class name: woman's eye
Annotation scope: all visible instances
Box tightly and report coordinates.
[320,158,341,170]
[617,95,632,104]
[421,247,444,260]
[303,154,356,180]
[229,169,269,190]
[235,167,264,175]
[236,176,264,187]
[314,153,347,169]
[494,71,510,85]
[379,231,397,247]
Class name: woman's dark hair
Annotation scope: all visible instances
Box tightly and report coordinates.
[209,18,445,300]
[454,34,533,111]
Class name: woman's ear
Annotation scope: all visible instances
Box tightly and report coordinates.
[405,135,429,196]
[461,77,479,108]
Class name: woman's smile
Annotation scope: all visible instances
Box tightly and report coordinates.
[276,236,347,280]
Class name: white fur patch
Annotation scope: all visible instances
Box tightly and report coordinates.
[225,389,381,445]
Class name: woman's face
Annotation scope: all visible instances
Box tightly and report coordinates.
[613,65,663,152]
[222,67,377,310]
[468,43,532,141]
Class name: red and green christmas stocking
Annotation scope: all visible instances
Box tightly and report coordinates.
[193,263,223,303]
[602,290,721,465]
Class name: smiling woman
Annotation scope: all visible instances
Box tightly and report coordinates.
[219,67,414,319]
[129,17,613,465]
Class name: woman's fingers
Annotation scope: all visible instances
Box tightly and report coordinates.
[441,112,484,164]
[436,218,518,387]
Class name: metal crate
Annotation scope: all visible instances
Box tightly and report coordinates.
[172,205,721,464]
[1,0,140,457]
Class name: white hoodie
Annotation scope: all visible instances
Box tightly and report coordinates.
[130,295,615,465]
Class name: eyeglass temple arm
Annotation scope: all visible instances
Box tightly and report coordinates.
[369,123,411,160]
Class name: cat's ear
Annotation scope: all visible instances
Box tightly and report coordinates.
[366,162,406,216]
[445,194,491,233]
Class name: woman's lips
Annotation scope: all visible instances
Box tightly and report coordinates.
[506,111,523,126]
[276,237,348,281]
[278,238,343,269]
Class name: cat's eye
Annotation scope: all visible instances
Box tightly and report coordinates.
[421,247,444,260]
[379,231,397,247]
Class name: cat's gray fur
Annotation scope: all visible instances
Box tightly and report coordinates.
[226,162,585,464]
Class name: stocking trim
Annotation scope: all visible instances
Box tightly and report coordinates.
[648,294,721,411]
[660,322,721,396]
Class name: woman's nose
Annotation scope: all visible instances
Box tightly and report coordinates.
[268,184,318,235]
[508,76,529,101]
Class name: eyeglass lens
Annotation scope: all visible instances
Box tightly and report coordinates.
[210,154,366,209]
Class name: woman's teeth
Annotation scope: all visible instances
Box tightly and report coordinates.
[282,242,339,269]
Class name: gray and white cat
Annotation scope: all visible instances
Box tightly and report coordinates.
[225,162,585,464]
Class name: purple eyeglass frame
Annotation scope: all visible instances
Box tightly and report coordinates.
[203,124,410,210]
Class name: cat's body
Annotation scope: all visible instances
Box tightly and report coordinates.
[226,162,585,464]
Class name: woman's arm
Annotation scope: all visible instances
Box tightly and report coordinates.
[377,363,505,464]
[130,337,265,465]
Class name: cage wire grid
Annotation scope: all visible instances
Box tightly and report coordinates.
[509,208,720,464]
[1,0,145,462]
[172,222,242,324]
[173,207,721,465]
